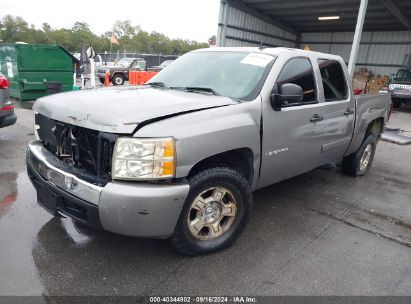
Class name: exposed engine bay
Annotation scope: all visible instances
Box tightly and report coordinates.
[35,113,117,186]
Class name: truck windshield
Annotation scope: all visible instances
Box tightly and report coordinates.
[115,58,134,67]
[148,51,275,100]
[395,69,411,80]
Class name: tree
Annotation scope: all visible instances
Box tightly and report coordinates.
[112,20,140,39]
[42,23,51,32]
[0,15,210,55]
[208,35,216,46]
[0,15,30,42]
[71,22,96,48]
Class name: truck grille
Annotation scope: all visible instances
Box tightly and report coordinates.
[391,84,411,95]
[35,113,117,186]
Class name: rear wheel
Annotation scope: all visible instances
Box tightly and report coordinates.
[342,134,377,177]
[170,167,252,256]
[392,99,402,108]
[111,74,125,85]
[393,101,401,108]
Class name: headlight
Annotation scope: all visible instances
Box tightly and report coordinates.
[389,84,395,91]
[112,137,175,180]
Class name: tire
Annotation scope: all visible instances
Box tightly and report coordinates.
[170,167,252,256]
[342,134,377,177]
[111,74,125,85]
[99,78,105,84]
[393,101,401,109]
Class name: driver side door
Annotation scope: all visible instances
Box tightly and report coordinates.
[258,57,327,189]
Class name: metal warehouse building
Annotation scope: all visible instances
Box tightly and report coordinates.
[217,0,411,77]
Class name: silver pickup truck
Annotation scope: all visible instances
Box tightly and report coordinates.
[27,47,391,255]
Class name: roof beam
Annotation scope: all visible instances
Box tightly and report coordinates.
[251,0,373,10]
[300,24,406,33]
[227,0,299,35]
[274,9,386,19]
[243,0,286,4]
[378,0,411,30]
[260,3,384,16]
[222,24,297,43]
[281,11,392,22]
[288,18,402,26]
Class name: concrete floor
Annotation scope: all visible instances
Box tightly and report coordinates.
[0,106,410,296]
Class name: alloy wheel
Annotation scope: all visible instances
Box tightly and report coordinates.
[187,186,237,240]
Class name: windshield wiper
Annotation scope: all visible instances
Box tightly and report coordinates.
[147,82,168,88]
[170,86,220,96]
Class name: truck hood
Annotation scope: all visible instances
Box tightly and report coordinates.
[33,86,237,134]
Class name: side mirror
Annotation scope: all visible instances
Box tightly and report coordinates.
[270,83,304,111]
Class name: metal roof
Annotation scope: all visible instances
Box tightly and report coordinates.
[230,0,411,33]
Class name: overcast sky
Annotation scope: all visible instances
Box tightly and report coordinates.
[0,0,221,42]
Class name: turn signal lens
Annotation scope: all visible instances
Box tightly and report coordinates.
[160,161,174,176]
[163,140,174,158]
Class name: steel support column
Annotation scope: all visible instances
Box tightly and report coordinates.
[348,0,369,77]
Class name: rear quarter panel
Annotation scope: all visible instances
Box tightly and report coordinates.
[345,92,391,156]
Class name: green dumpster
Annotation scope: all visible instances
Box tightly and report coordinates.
[0,43,79,101]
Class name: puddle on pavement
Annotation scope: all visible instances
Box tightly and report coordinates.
[0,172,18,217]
[61,217,92,245]
[0,169,93,244]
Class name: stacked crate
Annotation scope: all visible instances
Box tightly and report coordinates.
[365,76,389,94]
[352,68,371,92]
[352,68,389,94]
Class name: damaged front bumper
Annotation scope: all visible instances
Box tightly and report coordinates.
[26,140,190,238]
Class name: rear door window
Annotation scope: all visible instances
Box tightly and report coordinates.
[318,59,348,101]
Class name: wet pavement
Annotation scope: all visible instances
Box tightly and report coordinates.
[0,107,410,296]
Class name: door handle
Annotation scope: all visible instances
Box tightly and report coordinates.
[310,114,324,123]
[344,108,355,116]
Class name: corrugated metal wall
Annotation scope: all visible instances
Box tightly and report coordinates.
[217,1,297,48]
[301,31,411,76]
[217,1,411,77]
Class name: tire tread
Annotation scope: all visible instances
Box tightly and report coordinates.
[342,134,376,177]
[170,167,252,256]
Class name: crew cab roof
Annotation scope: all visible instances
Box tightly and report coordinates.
[192,47,343,61]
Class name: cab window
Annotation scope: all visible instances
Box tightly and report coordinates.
[276,58,317,104]
[318,59,348,101]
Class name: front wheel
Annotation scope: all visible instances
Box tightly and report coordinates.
[170,167,252,256]
[111,74,125,85]
[342,134,377,176]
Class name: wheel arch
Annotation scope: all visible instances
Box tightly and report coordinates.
[345,113,386,157]
[366,117,384,139]
[187,148,255,185]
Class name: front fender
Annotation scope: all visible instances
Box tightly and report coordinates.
[135,100,262,189]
